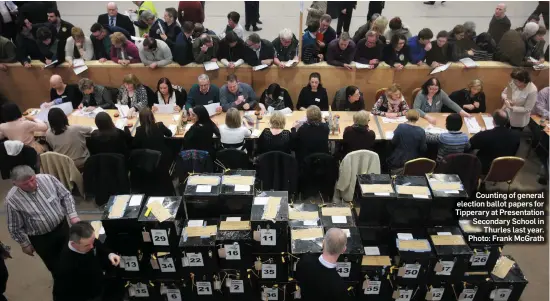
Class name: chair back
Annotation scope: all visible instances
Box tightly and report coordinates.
[411,87,421,107]
[175,149,213,183]
[375,88,387,102]
[484,156,525,183]
[83,153,129,206]
[435,153,482,197]
[0,141,38,179]
[403,157,436,176]
[256,151,299,196]
[40,152,84,196]
[334,150,381,202]
[128,149,164,194]
[300,153,339,200]
[216,149,251,171]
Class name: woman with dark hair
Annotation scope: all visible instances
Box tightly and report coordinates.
[87,112,131,157]
[153,77,186,113]
[383,33,410,69]
[183,105,220,155]
[259,83,294,113]
[0,103,48,153]
[45,108,93,169]
[413,77,470,124]
[501,68,538,130]
[134,108,173,150]
[296,72,329,111]
[473,32,496,61]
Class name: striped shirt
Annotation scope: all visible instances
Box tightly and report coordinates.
[427,131,470,162]
[6,174,77,247]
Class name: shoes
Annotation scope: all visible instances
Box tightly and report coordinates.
[245,25,250,31]
[257,20,263,24]
[253,26,262,31]
[423,1,435,4]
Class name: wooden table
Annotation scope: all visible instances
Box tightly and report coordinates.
[530,115,550,136]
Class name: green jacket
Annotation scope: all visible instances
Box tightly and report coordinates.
[0,36,16,63]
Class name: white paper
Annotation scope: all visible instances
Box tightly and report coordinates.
[73,64,88,75]
[196,185,212,193]
[303,219,318,226]
[188,220,205,227]
[465,117,481,134]
[437,232,452,236]
[284,60,297,67]
[226,217,241,221]
[203,61,219,71]
[321,111,330,118]
[204,103,221,116]
[154,104,175,114]
[397,233,414,240]
[374,192,390,196]
[44,60,58,68]
[385,131,394,139]
[35,109,49,122]
[129,195,143,207]
[253,197,269,205]
[146,197,164,205]
[331,216,347,224]
[342,229,351,237]
[115,118,127,130]
[444,190,460,194]
[278,107,293,115]
[234,185,250,192]
[116,104,130,118]
[364,246,381,255]
[251,129,262,138]
[131,36,144,42]
[460,57,478,68]
[482,116,494,130]
[355,62,374,69]
[99,226,106,235]
[168,125,177,136]
[430,62,451,75]
[413,194,430,199]
[185,123,192,131]
[73,58,85,67]
[381,116,407,123]
[425,125,448,134]
[253,64,269,71]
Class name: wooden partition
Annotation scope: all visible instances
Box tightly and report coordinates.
[0,61,547,112]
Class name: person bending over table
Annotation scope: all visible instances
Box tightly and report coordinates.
[259,83,294,114]
[186,74,222,114]
[332,85,365,111]
[387,109,427,174]
[413,77,470,125]
[152,77,186,113]
[257,111,292,155]
[219,108,252,151]
[425,113,470,163]
[291,105,329,163]
[183,105,220,156]
[372,83,410,117]
[64,27,94,67]
[383,33,410,70]
[341,110,376,158]
[87,112,131,158]
[501,68,538,130]
[109,32,140,66]
[117,74,149,117]
[297,72,329,111]
[448,79,486,114]
[0,103,48,154]
[77,78,114,110]
[43,75,83,110]
[220,74,257,112]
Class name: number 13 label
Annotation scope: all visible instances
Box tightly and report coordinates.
[260,229,276,246]
[151,229,169,246]
[121,256,139,271]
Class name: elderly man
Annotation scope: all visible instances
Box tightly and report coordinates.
[488,3,511,45]
[137,37,173,68]
[140,10,166,40]
[273,28,299,68]
[332,85,365,111]
[244,33,274,66]
[97,2,135,36]
[77,78,114,110]
[296,228,351,301]
[220,74,257,111]
[6,165,80,274]
[0,36,16,71]
[497,22,540,67]
[53,221,120,301]
[174,21,195,66]
[408,28,433,64]
[354,30,383,67]
[319,14,337,58]
[327,32,356,69]
[42,74,83,109]
[186,74,222,112]
[89,23,130,62]
[218,11,244,40]
[192,33,219,63]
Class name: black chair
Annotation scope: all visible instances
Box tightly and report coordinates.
[128,149,173,196]
[255,151,299,196]
[0,141,39,179]
[435,153,482,198]
[83,153,130,206]
[175,149,214,194]
[216,149,251,171]
[300,153,339,201]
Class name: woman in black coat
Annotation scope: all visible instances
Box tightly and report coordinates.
[87,112,131,158]
[448,79,486,113]
[383,33,410,69]
[152,77,187,113]
[133,108,173,170]
[259,83,294,113]
[183,105,220,157]
[296,72,329,111]
[291,105,329,163]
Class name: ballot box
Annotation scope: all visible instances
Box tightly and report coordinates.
[451,278,492,301]
[319,203,356,228]
[427,227,473,282]
[250,191,289,253]
[487,256,528,301]
[259,282,293,301]
[289,226,324,278]
[358,226,391,250]
[390,176,433,228]
[140,250,181,280]
[287,203,321,227]
[157,281,184,301]
[101,194,146,253]
[390,284,427,301]
[249,253,290,283]
[391,230,437,285]
[179,219,220,280]
[355,174,396,226]
[359,246,393,301]
[183,174,223,219]
[322,226,364,282]
[459,220,504,274]
[426,174,468,226]
[220,270,256,301]
[138,196,185,252]
[126,281,160,301]
[216,215,254,271]
[179,276,223,301]
[422,280,454,301]
[220,170,256,217]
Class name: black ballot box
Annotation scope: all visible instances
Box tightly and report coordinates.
[288,203,321,228]
[390,176,433,228]
[358,226,391,249]
[359,246,393,301]
[427,227,473,282]
[390,284,427,301]
[289,227,324,278]
[487,256,528,301]
[220,170,256,217]
[183,174,223,219]
[391,230,437,285]
[323,227,363,282]
[426,174,468,226]
[126,281,160,301]
[250,253,290,283]
[216,215,254,271]
[459,220,504,274]
[451,278,491,301]
[101,194,146,253]
[259,282,293,301]
[138,196,185,252]
[250,192,290,254]
[355,174,396,226]
[422,280,455,301]
[220,271,256,301]
[179,219,220,280]
[320,203,356,228]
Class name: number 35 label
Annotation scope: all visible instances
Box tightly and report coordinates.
[151,229,169,246]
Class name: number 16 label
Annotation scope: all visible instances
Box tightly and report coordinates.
[260,229,276,246]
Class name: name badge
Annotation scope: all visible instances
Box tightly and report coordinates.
[315,98,320,102]
[278,96,284,100]
[208,100,213,104]
[436,101,441,106]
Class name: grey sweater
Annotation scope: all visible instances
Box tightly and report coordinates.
[220,82,257,112]
[137,39,173,66]
[413,90,462,117]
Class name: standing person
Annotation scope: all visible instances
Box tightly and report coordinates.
[218,11,244,40]
[319,14,337,58]
[336,2,356,36]
[109,32,141,65]
[244,1,261,32]
[530,1,549,29]
[0,1,17,41]
[89,23,131,62]
[177,1,204,25]
[0,240,9,301]
[218,30,246,68]
[97,2,135,37]
[488,3,511,45]
[326,32,356,69]
[306,1,327,26]
[296,228,352,301]
[383,33,410,69]
[0,35,16,70]
[352,13,379,44]
[174,21,195,66]
[426,30,451,67]
[64,27,95,65]
[354,30,384,66]
[6,165,80,273]
[367,1,385,21]
[501,68,538,130]
[160,8,182,50]
[132,1,157,37]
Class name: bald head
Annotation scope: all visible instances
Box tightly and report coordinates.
[50,75,64,89]
[493,109,508,127]
[107,2,118,16]
[495,3,506,18]
[323,228,347,256]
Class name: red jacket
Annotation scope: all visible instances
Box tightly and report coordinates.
[178,1,204,25]
[110,41,141,64]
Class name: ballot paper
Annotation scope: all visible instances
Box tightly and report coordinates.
[482,115,494,130]
[424,125,448,134]
[116,104,130,118]
[533,64,548,70]
[278,107,293,115]
[73,59,88,75]
[355,62,374,69]
[253,64,269,71]
[385,131,394,139]
[131,36,144,43]
[284,60,298,67]
[381,116,407,123]
[36,102,73,122]
[153,104,175,114]
[321,111,330,118]
[168,125,177,136]
[459,57,478,68]
[115,118,127,130]
[429,62,451,75]
[251,129,261,138]
[75,107,104,118]
[465,117,481,134]
[203,61,219,71]
[44,60,58,68]
[203,103,221,116]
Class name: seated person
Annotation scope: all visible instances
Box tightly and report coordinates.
[77,78,114,109]
[259,83,294,113]
[426,30,451,67]
[0,103,48,153]
[133,108,173,173]
[387,109,427,172]
[89,23,131,62]
[65,27,94,66]
[341,110,376,158]
[220,74,257,112]
[217,31,246,68]
[383,33,410,69]
[332,85,365,111]
[173,21,195,66]
[326,32,356,69]
[43,75,83,109]
[297,72,329,111]
[470,110,521,174]
[87,112,131,158]
[501,68,537,130]
[425,113,470,162]
[273,28,299,68]
[257,111,292,155]
[372,83,410,117]
[137,37,173,69]
[354,30,384,67]
[140,10,167,40]
[46,107,93,169]
[0,36,16,70]
[192,33,219,63]
[301,21,324,65]
[153,77,186,113]
[291,105,329,162]
[533,87,549,118]
[160,8,181,49]
[244,33,274,66]
[219,108,252,151]
[218,11,244,40]
[448,79,486,113]
[183,105,220,156]
[110,32,140,65]
[414,77,470,125]
[117,74,149,116]
[186,74,222,113]
[408,28,433,64]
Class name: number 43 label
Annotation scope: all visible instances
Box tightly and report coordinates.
[336,262,351,277]
[151,229,169,246]
[260,229,276,246]
[263,288,279,300]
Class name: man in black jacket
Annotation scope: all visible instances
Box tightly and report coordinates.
[173,21,194,66]
[97,2,135,37]
[89,22,130,62]
[17,25,62,66]
[244,33,274,66]
[319,14,337,59]
[218,30,246,68]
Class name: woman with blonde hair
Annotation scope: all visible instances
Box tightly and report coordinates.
[109,32,141,65]
[449,79,486,113]
[291,105,329,162]
[341,110,376,158]
[219,108,252,151]
[371,16,389,43]
[65,27,94,65]
[387,109,427,173]
[117,74,149,115]
[257,111,292,155]
[372,83,410,117]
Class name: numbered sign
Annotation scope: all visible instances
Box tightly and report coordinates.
[260,229,276,246]
[364,281,381,295]
[263,288,279,301]
[336,262,351,278]
[262,264,277,279]
[166,289,182,301]
[225,244,241,260]
[403,264,421,279]
[436,261,455,276]
[121,256,139,271]
[196,282,213,295]
[158,257,176,273]
[134,283,149,297]
[471,253,490,266]
[494,289,512,301]
[229,280,244,293]
[151,229,169,246]
[396,289,413,301]
[188,252,204,267]
[430,288,445,301]
[458,289,476,301]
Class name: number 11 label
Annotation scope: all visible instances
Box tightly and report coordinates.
[260,229,276,246]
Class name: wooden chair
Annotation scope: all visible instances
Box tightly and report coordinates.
[482,156,525,192]
[411,87,421,106]
[402,158,436,176]
[375,88,387,102]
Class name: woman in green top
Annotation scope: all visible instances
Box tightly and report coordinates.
[413,77,471,124]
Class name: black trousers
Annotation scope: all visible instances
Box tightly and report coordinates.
[336,11,353,35]
[244,1,260,27]
[28,221,69,273]
[532,4,549,28]
[0,258,7,301]
[367,1,385,20]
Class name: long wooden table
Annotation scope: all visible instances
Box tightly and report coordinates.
[530,115,550,136]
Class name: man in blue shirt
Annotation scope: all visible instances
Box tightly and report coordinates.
[220,74,257,112]
[408,28,433,64]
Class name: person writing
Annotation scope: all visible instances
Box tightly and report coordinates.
[77,78,114,110]
[448,79,486,113]
[413,77,470,124]
[372,83,410,117]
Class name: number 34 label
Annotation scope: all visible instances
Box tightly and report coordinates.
[151,229,169,246]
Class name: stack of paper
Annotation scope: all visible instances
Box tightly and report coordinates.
[115,118,127,130]
[381,116,407,123]
[465,117,481,134]
[429,62,451,75]
[116,104,130,118]
[73,58,88,75]
[385,131,394,139]
[153,104,175,114]
[459,57,478,68]
[253,64,269,71]
[482,115,494,130]
[284,60,298,67]
[424,125,448,134]
[355,62,374,69]
[204,103,221,116]
[203,61,219,71]
[168,125,177,136]
[251,129,262,138]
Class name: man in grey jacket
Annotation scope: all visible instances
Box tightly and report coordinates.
[220,74,257,112]
[137,37,173,69]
